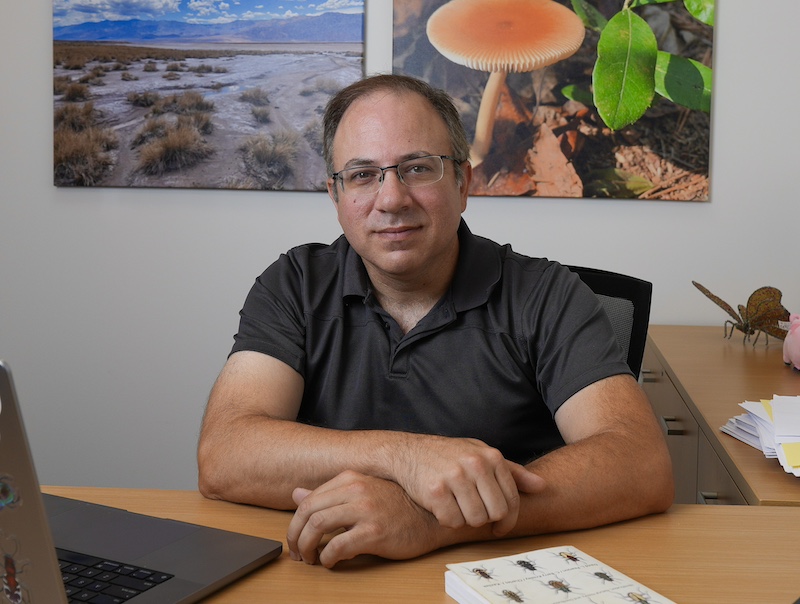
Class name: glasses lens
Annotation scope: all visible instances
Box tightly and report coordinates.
[398,156,444,188]
[340,167,383,193]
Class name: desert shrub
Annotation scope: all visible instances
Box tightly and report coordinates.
[131,117,170,148]
[63,83,90,102]
[128,91,160,107]
[54,102,95,132]
[143,61,158,72]
[63,58,87,70]
[121,72,138,81]
[53,76,72,95]
[213,66,228,73]
[251,106,271,124]
[240,87,269,107]
[136,123,213,175]
[79,74,106,86]
[162,72,181,81]
[188,63,213,73]
[178,91,214,113]
[183,112,214,135]
[303,118,324,156]
[54,126,118,186]
[301,77,341,97]
[111,62,128,71]
[152,91,214,115]
[165,62,183,72]
[239,130,299,189]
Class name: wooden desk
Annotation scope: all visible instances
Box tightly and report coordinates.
[44,486,800,603]
[644,325,800,506]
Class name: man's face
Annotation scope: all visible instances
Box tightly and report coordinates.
[327,90,471,286]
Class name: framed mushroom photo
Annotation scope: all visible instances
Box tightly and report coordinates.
[393,0,715,200]
[53,2,365,191]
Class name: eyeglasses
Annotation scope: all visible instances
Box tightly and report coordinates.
[332,155,459,195]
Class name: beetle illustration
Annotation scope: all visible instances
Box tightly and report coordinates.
[499,587,525,602]
[547,578,571,593]
[594,570,614,582]
[692,281,789,345]
[470,566,494,580]
[558,550,580,563]
[511,556,537,572]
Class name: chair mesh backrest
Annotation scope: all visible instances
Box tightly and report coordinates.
[566,266,652,378]
[596,294,634,361]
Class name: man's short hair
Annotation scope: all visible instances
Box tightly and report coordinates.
[323,74,470,189]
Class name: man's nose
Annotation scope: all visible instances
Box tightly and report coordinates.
[374,168,408,210]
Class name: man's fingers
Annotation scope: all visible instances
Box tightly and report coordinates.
[508,462,547,493]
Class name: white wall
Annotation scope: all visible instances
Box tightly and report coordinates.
[1,2,797,490]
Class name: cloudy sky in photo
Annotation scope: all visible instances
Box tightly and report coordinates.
[53,0,364,27]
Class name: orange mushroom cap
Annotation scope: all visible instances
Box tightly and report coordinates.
[427,0,586,73]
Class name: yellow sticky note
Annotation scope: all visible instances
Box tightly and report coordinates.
[781,442,800,468]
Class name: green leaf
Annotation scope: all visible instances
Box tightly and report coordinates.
[561,84,595,107]
[584,169,654,198]
[592,10,658,131]
[684,0,714,26]
[630,0,675,6]
[570,0,607,32]
[655,51,712,112]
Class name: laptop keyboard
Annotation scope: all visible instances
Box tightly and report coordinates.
[57,548,174,603]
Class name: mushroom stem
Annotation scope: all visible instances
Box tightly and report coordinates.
[470,70,507,168]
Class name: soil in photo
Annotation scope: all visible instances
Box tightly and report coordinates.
[53,42,362,191]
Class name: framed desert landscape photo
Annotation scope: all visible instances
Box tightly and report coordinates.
[53,1,364,191]
[393,0,714,200]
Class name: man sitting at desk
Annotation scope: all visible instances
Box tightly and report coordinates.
[197,74,673,568]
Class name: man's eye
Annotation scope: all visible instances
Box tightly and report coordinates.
[348,170,378,183]
[405,163,432,175]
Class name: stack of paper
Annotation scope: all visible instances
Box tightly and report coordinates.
[721,395,800,476]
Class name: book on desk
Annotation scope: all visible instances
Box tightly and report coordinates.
[445,545,675,604]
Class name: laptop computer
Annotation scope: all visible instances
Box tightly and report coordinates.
[0,359,282,603]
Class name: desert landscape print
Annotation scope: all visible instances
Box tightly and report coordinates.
[53,0,364,191]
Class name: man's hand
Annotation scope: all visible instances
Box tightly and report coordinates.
[287,471,442,568]
[390,436,545,536]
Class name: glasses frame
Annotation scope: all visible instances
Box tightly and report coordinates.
[331,154,459,195]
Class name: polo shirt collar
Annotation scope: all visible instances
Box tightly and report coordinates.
[450,220,503,311]
[340,219,503,310]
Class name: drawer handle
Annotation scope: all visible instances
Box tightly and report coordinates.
[640,368,658,383]
[660,416,684,436]
[697,491,719,505]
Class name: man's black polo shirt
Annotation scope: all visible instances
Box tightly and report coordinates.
[232,221,630,464]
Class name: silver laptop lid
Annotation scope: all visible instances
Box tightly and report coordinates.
[0,360,69,603]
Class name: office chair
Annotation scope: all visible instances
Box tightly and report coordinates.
[566,265,652,378]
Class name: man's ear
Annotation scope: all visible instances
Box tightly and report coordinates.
[326,178,339,205]
[460,161,472,211]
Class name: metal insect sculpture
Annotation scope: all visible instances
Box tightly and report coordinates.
[692,281,789,345]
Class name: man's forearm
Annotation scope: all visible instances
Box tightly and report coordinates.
[198,416,411,509]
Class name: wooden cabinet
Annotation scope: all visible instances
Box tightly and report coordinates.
[641,344,699,503]
[642,326,800,506]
